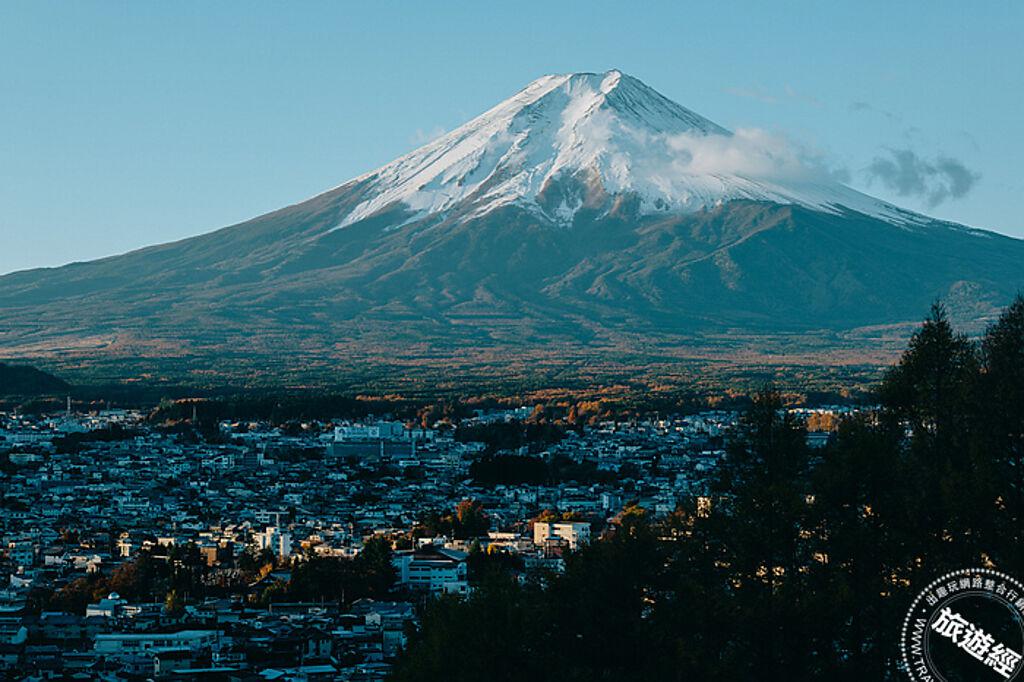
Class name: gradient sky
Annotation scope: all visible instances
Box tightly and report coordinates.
[1,1,1022,275]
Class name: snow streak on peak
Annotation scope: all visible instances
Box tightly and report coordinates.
[335,70,915,229]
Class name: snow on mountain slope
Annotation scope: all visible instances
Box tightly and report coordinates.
[333,69,917,230]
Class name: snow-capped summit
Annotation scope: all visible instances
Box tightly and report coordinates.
[336,69,912,229]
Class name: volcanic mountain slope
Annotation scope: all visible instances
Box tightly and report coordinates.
[0,70,1021,385]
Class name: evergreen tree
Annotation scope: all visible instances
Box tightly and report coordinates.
[357,535,397,598]
[806,415,909,679]
[879,301,990,568]
[707,387,814,678]
[981,294,1024,570]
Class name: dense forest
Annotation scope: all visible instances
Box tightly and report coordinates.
[391,297,1024,681]
[0,362,69,396]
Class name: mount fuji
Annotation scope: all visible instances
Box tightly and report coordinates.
[1,70,1021,387]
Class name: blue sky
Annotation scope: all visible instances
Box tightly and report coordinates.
[1,1,1021,274]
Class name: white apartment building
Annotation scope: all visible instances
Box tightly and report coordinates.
[392,546,469,595]
[533,521,591,551]
[253,526,292,560]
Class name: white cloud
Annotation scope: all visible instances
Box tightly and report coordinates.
[655,127,848,185]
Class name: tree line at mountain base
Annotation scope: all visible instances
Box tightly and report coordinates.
[390,297,1024,682]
